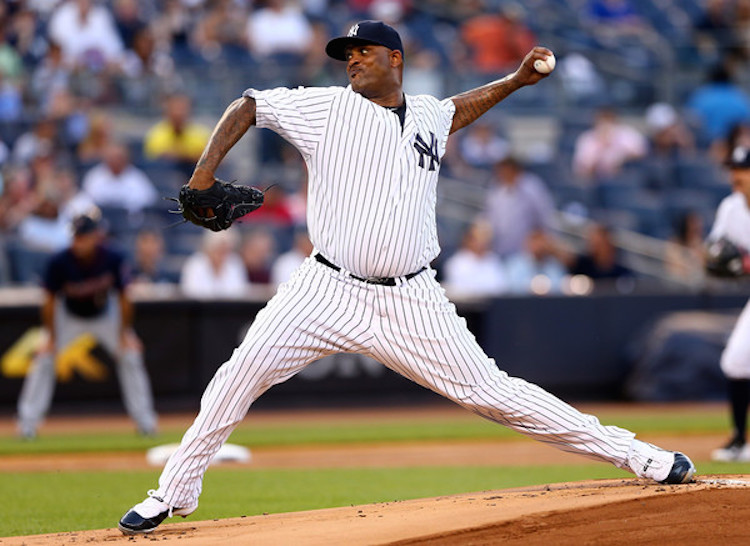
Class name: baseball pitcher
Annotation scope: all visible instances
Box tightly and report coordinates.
[119,21,695,534]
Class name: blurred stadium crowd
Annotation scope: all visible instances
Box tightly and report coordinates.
[1,0,749,295]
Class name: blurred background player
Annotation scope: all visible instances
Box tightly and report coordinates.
[16,209,157,439]
[708,146,750,462]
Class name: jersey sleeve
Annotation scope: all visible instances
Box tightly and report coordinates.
[242,86,339,158]
[437,97,456,157]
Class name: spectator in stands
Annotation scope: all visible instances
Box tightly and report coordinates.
[113,0,145,50]
[44,88,90,150]
[442,218,506,299]
[30,41,71,110]
[48,0,125,72]
[77,110,114,164]
[694,0,739,66]
[458,122,510,171]
[82,141,158,214]
[585,0,662,60]
[483,156,557,259]
[180,229,249,299]
[664,210,706,283]
[686,63,750,146]
[150,0,193,61]
[131,229,175,285]
[0,166,37,234]
[6,8,46,67]
[0,22,24,82]
[572,106,648,183]
[735,0,750,61]
[586,0,643,31]
[569,223,633,280]
[240,228,277,284]
[16,191,71,255]
[143,93,211,174]
[12,117,59,166]
[402,47,443,98]
[0,70,23,122]
[645,102,695,158]
[192,0,248,62]
[245,0,314,63]
[505,229,569,295]
[121,25,175,81]
[458,1,535,75]
[120,25,178,107]
[271,229,313,286]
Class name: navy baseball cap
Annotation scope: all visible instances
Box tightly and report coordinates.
[71,209,103,236]
[326,20,403,61]
[726,146,750,169]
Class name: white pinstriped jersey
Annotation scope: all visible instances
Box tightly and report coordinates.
[709,192,750,251]
[242,85,455,278]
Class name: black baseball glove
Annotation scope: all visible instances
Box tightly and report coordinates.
[175,179,264,232]
[705,237,750,277]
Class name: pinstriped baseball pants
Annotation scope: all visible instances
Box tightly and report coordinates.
[155,257,635,509]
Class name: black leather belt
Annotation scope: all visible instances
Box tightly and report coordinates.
[314,253,425,286]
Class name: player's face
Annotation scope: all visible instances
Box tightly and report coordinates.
[71,230,103,258]
[345,44,401,98]
[730,168,750,208]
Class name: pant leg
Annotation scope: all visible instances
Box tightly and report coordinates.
[17,302,80,435]
[115,349,158,433]
[17,352,56,435]
[155,259,377,508]
[369,270,634,470]
[91,301,159,434]
[720,298,750,380]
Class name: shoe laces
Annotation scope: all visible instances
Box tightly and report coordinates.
[146,489,173,518]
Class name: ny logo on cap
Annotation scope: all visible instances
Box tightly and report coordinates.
[348,24,359,37]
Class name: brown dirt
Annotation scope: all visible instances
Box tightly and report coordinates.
[1,403,748,545]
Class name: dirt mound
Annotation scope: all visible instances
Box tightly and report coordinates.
[5,476,749,546]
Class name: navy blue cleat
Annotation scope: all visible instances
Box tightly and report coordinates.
[118,491,195,535]
[660,452,696,485]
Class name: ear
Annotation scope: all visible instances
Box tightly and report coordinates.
[390,50,403,68]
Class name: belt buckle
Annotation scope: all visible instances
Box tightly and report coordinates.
[362,275,391,285]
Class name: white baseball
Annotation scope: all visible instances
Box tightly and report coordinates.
[534,53,556,74]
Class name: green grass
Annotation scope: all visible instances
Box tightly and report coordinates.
[0,407,732,456]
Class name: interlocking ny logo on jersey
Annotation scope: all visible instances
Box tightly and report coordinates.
[414,132,440,171]
[348,24,359,37]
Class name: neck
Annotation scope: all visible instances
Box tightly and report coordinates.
[362,89,404,108]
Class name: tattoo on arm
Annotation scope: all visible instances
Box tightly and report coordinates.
[194,97,257,176]
[449,75,522,134]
